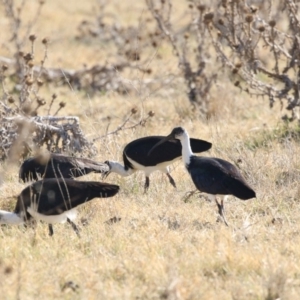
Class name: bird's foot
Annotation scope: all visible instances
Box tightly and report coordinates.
[215,199,229,227]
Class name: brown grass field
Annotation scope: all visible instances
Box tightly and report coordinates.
[1,1,300,299]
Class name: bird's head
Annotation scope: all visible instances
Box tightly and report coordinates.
[148,127,186,156]
[169,127,186,139]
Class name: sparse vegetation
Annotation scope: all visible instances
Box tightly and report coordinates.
[0,0,300,299]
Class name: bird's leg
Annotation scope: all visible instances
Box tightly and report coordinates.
[48,224,54,236]
[166,173,176,188]
[67,218,81,238]
[215,196,229,227]
[144,176,150,194]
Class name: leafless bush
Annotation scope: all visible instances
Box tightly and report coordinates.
[0,1,157,161]
[0,31,95,161]
[203,0,300,122]
[146,0,218,116]
[0,0,171,95]
[74,0,176,95]
[2,0,45,79]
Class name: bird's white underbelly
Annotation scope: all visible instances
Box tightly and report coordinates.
[27,207,78,224]
[127,156,179,176]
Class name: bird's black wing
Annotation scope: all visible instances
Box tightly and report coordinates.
[50,154,109,177]
[211,158,256,199]
[17,179,119,216]
[190,138,212,153]
[188,156,255,199]
[124,136,211,167]
[124,136,182,167]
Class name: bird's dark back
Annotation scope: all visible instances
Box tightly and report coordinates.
[19,158,46,182]
[124,136,211,167]
[19,154,109,182]
[15,178,120,216]
[188,156,256,200]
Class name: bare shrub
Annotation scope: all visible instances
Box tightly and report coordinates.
[0,44,97,160]
[146,0,218,117]
[205,0,300,123]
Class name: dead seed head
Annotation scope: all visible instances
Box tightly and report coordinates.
[42,37,49,44]
[161,0,165,4]
[29,34,37,42]
[59,101,66,108]
[218,19,224,26]
[28,61,34,68]
[184,33,189,39]
[37,98,46,106]
[234,81,240,87]
[23,53,33,61]
[152,41,157,48]
[232,68,238,74]
[245,14,253,23]
[148,111,155,117]
[18,51,24,57]
[197,4,206,12]
[22,104,33,115]
[25,78,34,86]
[146,68,152,74]
[37,79,44,86]
[204,12,214,24]
[131,107,138,114]
[39,0,45,5]
[235,62,242,68]
[188,4,193,9]
[52,93,57,99]
[250,5,258,13]
[8,96,14,103]
[1,64,8,72]
[269,20,276,27]
[258,25,265,32]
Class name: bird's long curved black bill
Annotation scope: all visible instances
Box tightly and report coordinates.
[147,134,174,156]
[102,161,111,180]
[101,171,110,180]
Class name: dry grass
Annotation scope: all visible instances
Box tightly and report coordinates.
[1,1,300,299]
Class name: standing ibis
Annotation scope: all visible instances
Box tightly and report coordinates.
[105,135,212,192]
[0,178,119,236]
[19,153,109,182]
[148,127,256,225]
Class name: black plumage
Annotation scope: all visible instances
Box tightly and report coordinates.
[0,178,119,236]
[124,136,212,167]
[148,127,256,225]
[105,135,212,192]
[188,156,255,200]
[19,153,109,182]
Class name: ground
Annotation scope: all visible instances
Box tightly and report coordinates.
[0,1,300,299]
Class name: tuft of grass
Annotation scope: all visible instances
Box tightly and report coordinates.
[244,123,300,150]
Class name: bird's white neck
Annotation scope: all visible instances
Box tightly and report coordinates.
[179,131,193,167]
[109,161,134,177]
[0,210,24,225]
